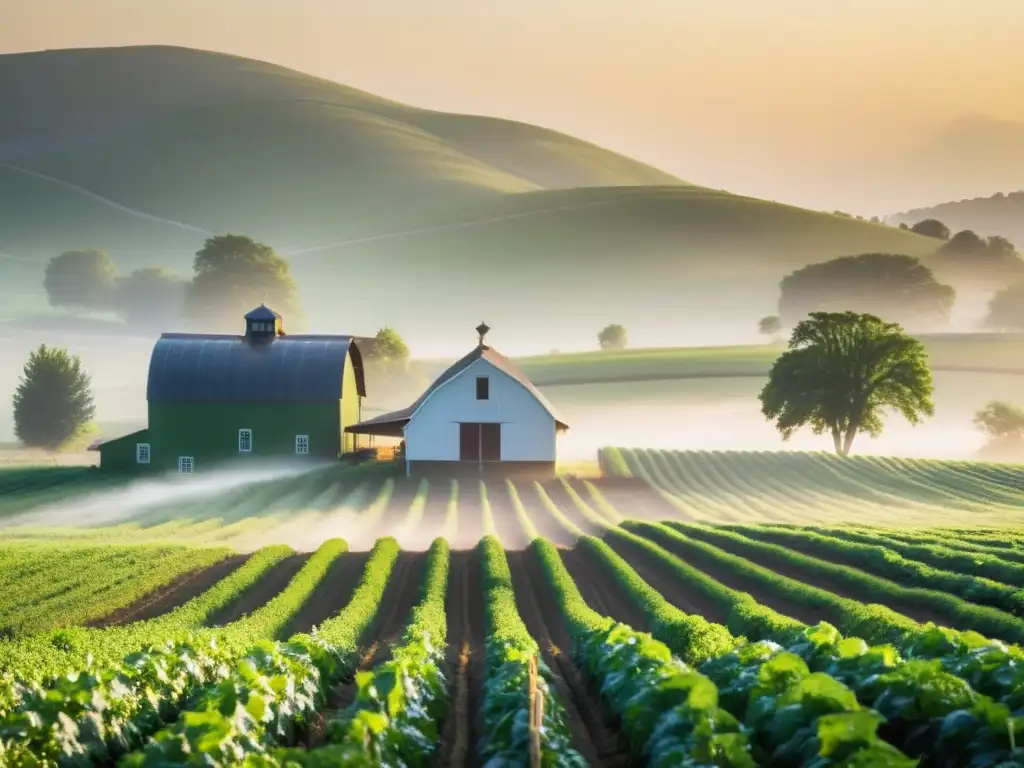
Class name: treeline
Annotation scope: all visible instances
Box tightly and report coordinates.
[757,219,1024,336]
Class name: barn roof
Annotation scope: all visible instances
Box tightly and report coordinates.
[244,304,281,321]
[147,334,366,404]
[346,344,567,434]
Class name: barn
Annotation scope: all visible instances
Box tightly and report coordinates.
[92,305,367,473]
[346,323,568,478]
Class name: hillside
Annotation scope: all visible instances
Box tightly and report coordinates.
[889,191,1024,247]
[0,45,940,347]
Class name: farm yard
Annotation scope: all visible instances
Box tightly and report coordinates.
[1,449,1024,765]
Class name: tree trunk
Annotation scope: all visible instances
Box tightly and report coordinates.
[841,429,857,456]
[831,428,843,456]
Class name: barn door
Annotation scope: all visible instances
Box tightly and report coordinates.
[481,423,501,461]
[459,423,480,462]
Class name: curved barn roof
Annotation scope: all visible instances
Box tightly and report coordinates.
[147,334,366,404]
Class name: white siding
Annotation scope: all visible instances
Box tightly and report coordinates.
[404,359,556,462]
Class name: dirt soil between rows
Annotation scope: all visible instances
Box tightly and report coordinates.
[204,553,310,627]
[603,533,732,624]
[578,477,680,521]
[630,528,833,627]
[89,553,252,627]
[506,549,633,767]
[282,551,371,638]
[688,529,949,627]
[559,546,650,632]
[436,549,487,768]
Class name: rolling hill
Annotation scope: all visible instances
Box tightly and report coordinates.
[889,191,1024,247]
[0,45,941,349]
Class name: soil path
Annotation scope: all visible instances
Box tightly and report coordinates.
[559,546,650,632]
[539,481,604,535]
[282,551,371,637]
[583,477,679,521]
[436,549,486,768]
[694,531,948,627]
[625,530,832,626]
[89,553,251,627]
[487,481,530,550]
[514,481,578,546]
[603,534,733,624]
[204,554,310,627]
[507,550,632,767]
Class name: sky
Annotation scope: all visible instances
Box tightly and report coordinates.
[3,0,1024,213]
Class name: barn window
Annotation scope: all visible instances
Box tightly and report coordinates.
[136,443,150,464]
[238,429,253,453]
[178,456,194,474]
[295,435,309,454]
[476,376,489,400]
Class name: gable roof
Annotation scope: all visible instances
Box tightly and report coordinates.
[148,333,366,404]
[347,344,567,434]
[244,304,281,321]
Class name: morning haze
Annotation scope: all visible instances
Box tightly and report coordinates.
[4,0,1024,213]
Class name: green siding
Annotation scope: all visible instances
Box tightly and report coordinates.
[147,403,340,472]
[98,429,151,472]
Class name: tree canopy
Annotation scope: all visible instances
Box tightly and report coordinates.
[758,315,782,336]
[777,253,955,330]
[369,327,410,363]
[973,401,1024,460]
[115,268,188,330]
[184,235,302,331]
[910,219,951,240]
[13,345,96,451]
[759,311,934,456]
[932,230,1024,290]
[42,249,117,312]
[598,324,628,350]
[985,281,1024,330]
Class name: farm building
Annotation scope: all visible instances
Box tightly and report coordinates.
[91,305,367,473]
[346,323,568,478]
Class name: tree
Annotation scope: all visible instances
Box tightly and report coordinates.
[932,230,1024,290]
[43,249,117,312]
[910,219,951,240]
[759,311,934,456]
[758,315,782,337]
[184,235,302,331]
[985,281,1024,330]
[973,401,1024,459]
[598,324,628,350]
[13,345,96,451]
[778,253,955,330]
[370,327,410,364]
[115,268,189,330]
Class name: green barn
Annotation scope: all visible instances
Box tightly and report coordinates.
[92,305,367,473]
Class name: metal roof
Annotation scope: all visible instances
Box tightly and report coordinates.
[244,304,281,321]
[147,333,366,404]
[346,344,567,433]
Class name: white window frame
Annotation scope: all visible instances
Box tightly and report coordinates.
[135,443,151,464]
[178,456,194,474]
[295,435,309,455]
[238,428,253,453]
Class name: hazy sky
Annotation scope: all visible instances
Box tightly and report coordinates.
[4,0,1024,213]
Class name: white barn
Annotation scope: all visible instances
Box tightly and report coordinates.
[346,324,568,477]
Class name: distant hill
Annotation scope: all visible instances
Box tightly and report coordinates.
[0,45,940,349]
[888,191,1024,247]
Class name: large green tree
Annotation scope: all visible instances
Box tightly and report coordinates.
[13,345,96,450]
[369,327,410,363]
[184,235,302,331]
[778,253,955,330]
[910,218,951,240]
[932,230,1024,290]
[42,249,117,312]
[759,311,934,456]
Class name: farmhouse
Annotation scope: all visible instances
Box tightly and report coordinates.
[92,305,367,473]
[346,323,568,478]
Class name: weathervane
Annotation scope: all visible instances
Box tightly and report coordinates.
[476,322,490,348]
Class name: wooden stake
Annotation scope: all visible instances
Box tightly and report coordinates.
[528,655,543,768]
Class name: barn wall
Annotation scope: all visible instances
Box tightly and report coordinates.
[341,355,359,454]
[404,358,556,462]
[148,402,341,471]
[98,429,151,472]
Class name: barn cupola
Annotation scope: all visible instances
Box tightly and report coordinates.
[244,304,282,343]
[475,321,490,350]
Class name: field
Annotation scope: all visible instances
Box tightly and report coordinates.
[1,449,1024,765]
